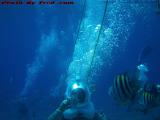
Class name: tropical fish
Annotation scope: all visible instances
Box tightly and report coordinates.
[130,82,160,114]
[139,92,155,107]
[109,73,140,105]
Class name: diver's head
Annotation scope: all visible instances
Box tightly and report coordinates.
[65,82,90,106]
[137,64,149,82]
[71,87,86,104]
[137,64,149,73]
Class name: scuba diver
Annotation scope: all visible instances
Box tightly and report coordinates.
[108,45,151,106]
[108,45,160,114]
[137,45,152,87]
[48,82,108,120]
[109,64,160,114]
[108,65,160,114]
[108,63,156,106]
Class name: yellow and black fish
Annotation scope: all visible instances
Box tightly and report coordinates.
[136,91,157,114]
[139,92,156,107]
[109,73,140,105]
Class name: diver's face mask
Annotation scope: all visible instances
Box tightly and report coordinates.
[70,88,86,105]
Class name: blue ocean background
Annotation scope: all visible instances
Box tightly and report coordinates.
[0,0,160,120]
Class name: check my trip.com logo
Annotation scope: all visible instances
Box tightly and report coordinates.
[0,0,159,5]
[0,0,74,5]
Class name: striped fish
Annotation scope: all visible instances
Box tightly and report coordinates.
[136,91,157,114]
[139,92,155,107]
[110,73,139,105]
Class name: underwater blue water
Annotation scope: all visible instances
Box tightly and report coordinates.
[0,0,160,120]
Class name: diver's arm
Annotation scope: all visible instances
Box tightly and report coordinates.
[48,108,64,120]
[48,98,71,120]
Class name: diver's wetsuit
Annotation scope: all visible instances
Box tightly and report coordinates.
[48,83,108,120]
[62,113,107,120]
[48,106,107,120]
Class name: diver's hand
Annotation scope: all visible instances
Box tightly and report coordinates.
[59,98,72,111]
[48,98,72,120]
